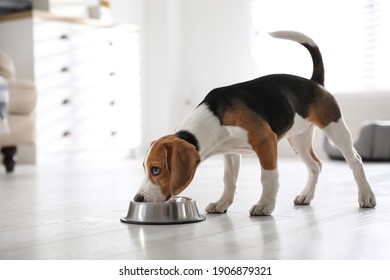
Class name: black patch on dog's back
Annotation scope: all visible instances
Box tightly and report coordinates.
[199,74,318,136]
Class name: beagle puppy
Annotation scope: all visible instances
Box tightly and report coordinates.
[134,31,376,216]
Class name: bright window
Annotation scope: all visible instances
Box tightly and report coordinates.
[251,0,390,95]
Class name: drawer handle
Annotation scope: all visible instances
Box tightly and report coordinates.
[63,131,72,137]
[61,66,70,73]
[111,130,118,137]
[109,100,116,106]
[109,72,116,77]
[62,99,71,105]
[60,34,69,40]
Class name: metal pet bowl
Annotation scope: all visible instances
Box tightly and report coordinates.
[120,196,206,225]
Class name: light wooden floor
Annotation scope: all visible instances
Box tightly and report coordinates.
[0,156,389,260]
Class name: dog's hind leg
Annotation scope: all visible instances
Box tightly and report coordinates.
[288,126,322,205]
[206,154,241,213]
[308,86,376,207]
[322,119,376,208]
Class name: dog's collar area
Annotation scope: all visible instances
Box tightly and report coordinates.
[175,130,199,151]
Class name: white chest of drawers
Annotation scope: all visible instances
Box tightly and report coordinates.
[0,11,141,163]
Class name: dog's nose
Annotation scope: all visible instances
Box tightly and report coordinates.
[134,194,145,202]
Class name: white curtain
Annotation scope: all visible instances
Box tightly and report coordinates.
[251,0,390,95]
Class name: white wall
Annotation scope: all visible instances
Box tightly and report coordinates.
[112,0,254,153]
[140,0,182,150]
[112,0,390,159]
[180,0,253,107]
[111,0,143,26]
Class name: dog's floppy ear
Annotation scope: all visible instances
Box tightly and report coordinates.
[163,139,200,196]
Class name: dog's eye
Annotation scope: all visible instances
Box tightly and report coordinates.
[150,166,161,176]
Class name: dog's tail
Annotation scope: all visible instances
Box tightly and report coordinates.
[269,31,325,86]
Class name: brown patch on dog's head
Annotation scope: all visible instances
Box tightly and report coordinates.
[145,135,201,198]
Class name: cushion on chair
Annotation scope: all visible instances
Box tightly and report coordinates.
[0,51,15,80]
[0,114,35,146]
[0,50,36,169]
[8,79,37,115]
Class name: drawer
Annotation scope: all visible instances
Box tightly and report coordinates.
[106,125,139,149]
[37,89,76,123]
[35,60,109,93]
[69,60,110,90]
[68,25,109,50]
[71,41,111,65]
[37,87,118,123]
[34,20,72,60]
[34,38,71,60]
[37,117,110,152]
[34,17,71,42]
[34,54,72,80]
[34,18,110,63]
[37,120,76,153]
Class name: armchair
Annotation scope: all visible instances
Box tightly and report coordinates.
[0,50,36,172]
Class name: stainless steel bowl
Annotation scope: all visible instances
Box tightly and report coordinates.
[120,196,206,225]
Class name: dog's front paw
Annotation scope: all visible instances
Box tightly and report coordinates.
[249,203,275,216]
[359,190,377,208]
[206,200,231,214]
[294,194,313,205]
